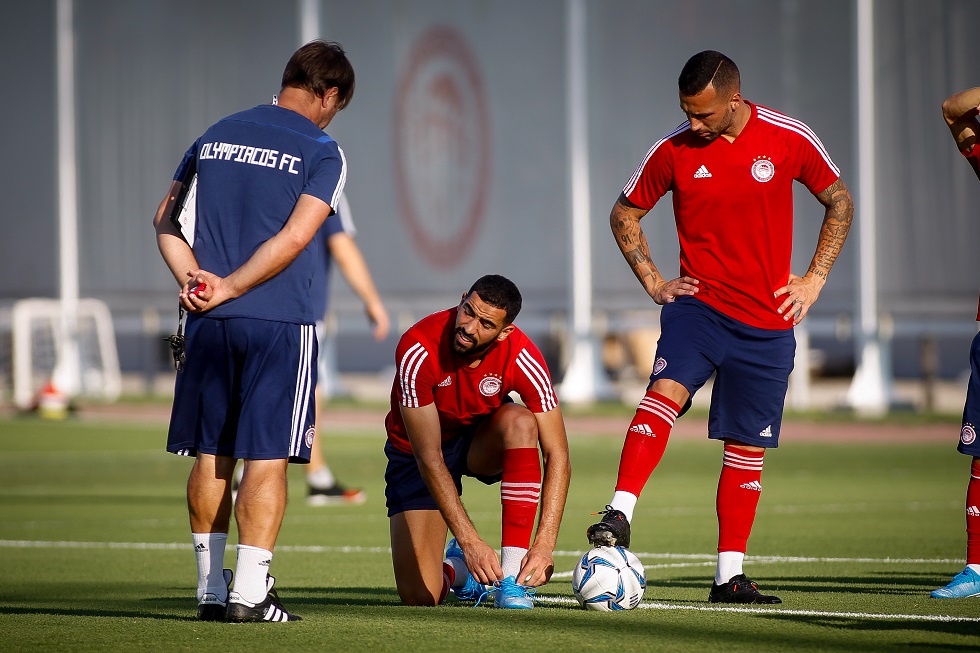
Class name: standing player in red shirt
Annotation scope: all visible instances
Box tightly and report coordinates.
[931,86,980,599]
[587,50,853,604]
[385,275,571,609]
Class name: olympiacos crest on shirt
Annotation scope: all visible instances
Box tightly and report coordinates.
[479,375,502,397]
[751,156,775,183]
[962,423,977,446]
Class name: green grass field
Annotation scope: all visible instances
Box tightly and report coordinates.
[1,406,978,652]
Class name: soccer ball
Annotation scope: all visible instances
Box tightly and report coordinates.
[571,545,646,611]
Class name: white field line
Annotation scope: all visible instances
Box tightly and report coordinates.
[554,551,963,565]
[0,540,961,566]
[0,540,391,554]
[535,595,980,623]
[3,539,975,623]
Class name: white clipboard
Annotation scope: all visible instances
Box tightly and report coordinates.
[170,172,197,247]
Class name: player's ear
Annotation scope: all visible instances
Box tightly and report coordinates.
[729,91,742,112]
[496,325,515,341]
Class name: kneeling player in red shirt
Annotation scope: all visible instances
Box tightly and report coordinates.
[384,275,571,609]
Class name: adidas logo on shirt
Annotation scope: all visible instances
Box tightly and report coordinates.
[628,424,656,437]
[759,425,773,438]
[438,376,452,387]
[740,480,763,492]
[693,165,712,178]
[968,505,980,518]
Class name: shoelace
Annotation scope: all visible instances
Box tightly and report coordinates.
[952,569,976,582]
[470,586,491,608]
[491,580,536,605]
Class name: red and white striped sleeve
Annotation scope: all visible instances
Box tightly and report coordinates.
[623,122,688,209]
[395,336,435,409]
[512,339,558,413]
[756,105,840,194]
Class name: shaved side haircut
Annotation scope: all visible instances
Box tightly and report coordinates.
[678,50,740,97]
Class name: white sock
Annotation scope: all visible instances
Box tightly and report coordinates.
[715,551,745,585]
[968,563,980,574]
[501,546,527,581]
[192,532,228,602]
[610,491,638,523]
[307,466,335,489]
[232,545,273,604]
[445,556,470,589]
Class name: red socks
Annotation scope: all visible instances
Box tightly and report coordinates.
[500,447,541,548]
[614,391,680,497]
[440,562,454,604]
[716,445,765,553]
[967,458,980,565]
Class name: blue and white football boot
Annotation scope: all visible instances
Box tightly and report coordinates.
[445,538,490,604]
[931,566,980,599]
[492,576,535,609]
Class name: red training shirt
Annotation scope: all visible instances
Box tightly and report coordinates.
[624,102,841,330]
[384,308,559,454]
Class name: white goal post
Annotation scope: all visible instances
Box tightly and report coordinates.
[9,298,121,409]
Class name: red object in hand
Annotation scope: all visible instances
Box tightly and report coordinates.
[189,283,206,296]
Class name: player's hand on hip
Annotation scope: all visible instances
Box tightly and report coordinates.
[774,273,821,325]
[517,545,555,587]
[462,538,503,586]
[652,276,699,305]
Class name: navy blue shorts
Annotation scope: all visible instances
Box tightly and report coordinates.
[650,297,795,448]
[166,315,318,463]
[959,331,980,456]
[384,432,502,517]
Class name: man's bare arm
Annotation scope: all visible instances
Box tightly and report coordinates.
[809,178,854,283]
[774,178,854,325]
[610,193,699,304]
[152,180,200,288]
[942,87,980,151]
[328,231,390,340]
[399,403,502,584]
[610,194,662,294]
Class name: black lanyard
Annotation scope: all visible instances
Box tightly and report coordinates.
[163,306,187,373]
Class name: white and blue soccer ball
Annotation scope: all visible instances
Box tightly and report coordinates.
[571,545,646,611]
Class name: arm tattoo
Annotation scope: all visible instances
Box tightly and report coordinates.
[625,246,654,271]
[610,199,661,289]
[809,179,854,279]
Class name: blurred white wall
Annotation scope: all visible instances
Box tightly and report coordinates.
[2,0,979,377]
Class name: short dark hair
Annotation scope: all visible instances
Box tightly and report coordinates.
[281,40,355,110]
[678,50,740,97]
[467,275,523,325]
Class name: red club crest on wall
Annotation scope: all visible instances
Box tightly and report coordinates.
[394,25,491,269]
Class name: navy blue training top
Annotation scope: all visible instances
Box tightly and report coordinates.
[174,104,346,324]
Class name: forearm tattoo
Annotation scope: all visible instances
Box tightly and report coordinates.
[810,179,854,279]
[611,202,661,287]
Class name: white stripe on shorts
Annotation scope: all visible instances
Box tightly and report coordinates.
[289,324,315,458]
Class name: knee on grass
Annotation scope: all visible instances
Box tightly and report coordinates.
[398,586,446,607]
